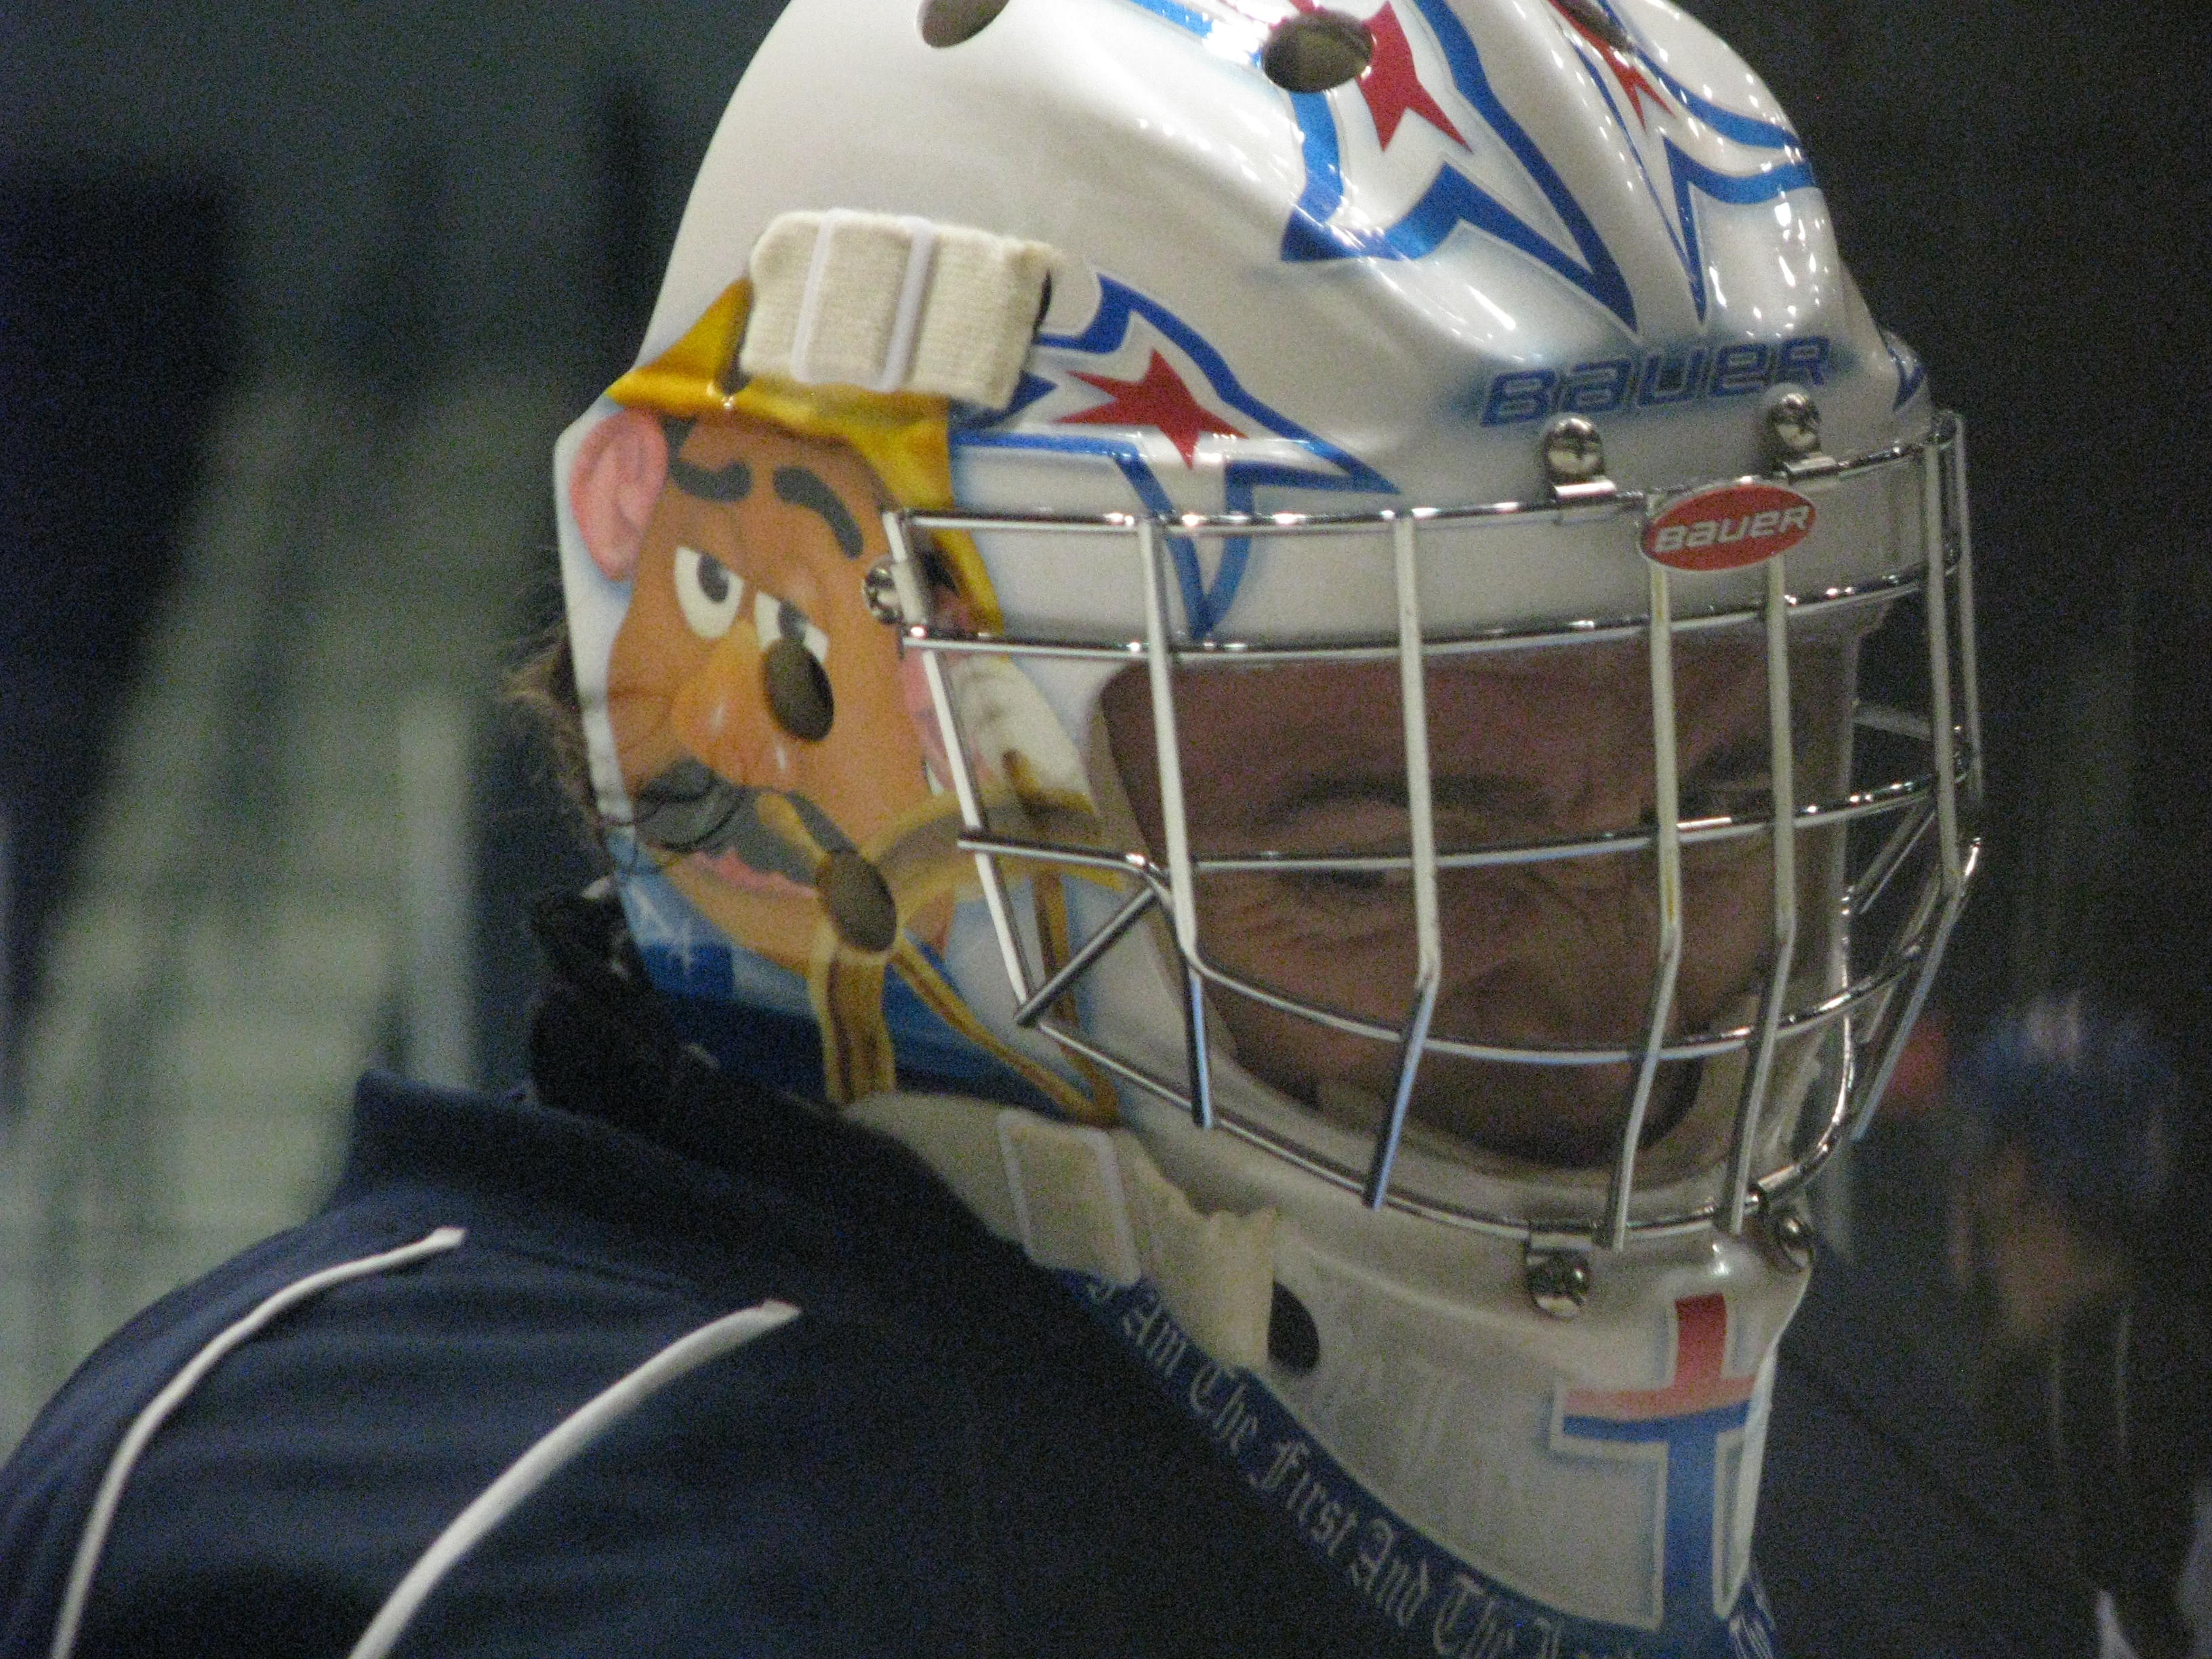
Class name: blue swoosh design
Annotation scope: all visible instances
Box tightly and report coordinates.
[1118,0,1216,33]
[1105,0,1822,330]
[1662,142,1818,319]
[1561,0,1818,320]
[1881,327,1927,409]
[958,278,1391,636]
[1650,66,1799,150]
[1581,0,1800,150]
[1283,0,1638,331]
[1108,0,1636,331]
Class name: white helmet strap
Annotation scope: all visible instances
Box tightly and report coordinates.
[740,209,1055,409]
[846,1092,1279,1366]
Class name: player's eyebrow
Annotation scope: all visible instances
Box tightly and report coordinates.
[669,457,754,501]
[1253,774,1553,836]
[773,466,864,558]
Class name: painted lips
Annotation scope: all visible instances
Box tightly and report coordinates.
[1641,482,1817,572]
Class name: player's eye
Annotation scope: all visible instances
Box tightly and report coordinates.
[753,590,830,666]
[1679,738,1776,823]
[1294,863,1408,900]
[674,546,741,639]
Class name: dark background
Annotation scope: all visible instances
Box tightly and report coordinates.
[1697,0,2212,1303]
[0,2,778,1089]
[1,1,2206,1183]
[1699,0,2212,1051]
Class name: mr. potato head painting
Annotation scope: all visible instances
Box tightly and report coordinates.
[556,281,1109,1117]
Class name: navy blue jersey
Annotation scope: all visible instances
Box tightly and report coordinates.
[0,908,2093,1657]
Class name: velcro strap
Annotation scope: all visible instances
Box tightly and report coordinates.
[740,210,1052,410]
[849,1095,1277,1367]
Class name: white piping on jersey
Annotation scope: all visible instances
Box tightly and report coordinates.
[346,1297,801,1659]
[47,1225,470,1659]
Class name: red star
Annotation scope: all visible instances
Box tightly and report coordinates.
[1058,352,1245,468]
[1288,0,1466,150]
[1356,1,1467,150]
[1547,0,1672,127]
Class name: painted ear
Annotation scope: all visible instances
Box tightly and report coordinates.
[569,408,668,582]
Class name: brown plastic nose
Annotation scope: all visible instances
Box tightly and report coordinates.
[763,638,834,741]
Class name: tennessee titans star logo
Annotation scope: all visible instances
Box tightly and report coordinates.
[1542,0,1815,322]
[1111,0,1816,334]
[1552,1294,1763,1641]
[954,276,1390,635]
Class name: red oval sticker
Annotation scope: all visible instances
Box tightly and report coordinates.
[1641,482,1816,571]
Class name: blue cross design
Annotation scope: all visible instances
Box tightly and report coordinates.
[1553,1294,1757,1644]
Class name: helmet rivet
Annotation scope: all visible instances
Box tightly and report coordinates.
[1766,1208,1815,1272]
[1524,1247,1593,1319]
[1766,391,1822,459]
[1540,415,1606,485]
[863,556,905,625]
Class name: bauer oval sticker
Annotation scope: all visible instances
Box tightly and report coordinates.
[1642,483,1816,571]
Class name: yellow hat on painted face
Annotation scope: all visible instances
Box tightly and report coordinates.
[607,213,1055,629]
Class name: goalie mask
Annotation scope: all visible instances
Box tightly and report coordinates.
[553,0,1978,1650]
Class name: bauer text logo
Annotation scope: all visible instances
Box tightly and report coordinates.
[1642,483,1816,572]
[1480,336,1830,426]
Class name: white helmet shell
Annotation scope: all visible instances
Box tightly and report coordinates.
[554,0,1975,1648]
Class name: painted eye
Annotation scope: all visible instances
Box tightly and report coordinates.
[753,589,830,666]
[674,546,741,639]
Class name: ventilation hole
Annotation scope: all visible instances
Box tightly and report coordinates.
[817,852,899,954]
[1268,1282,1320,1374]
[1551,0,1633,52]
[1262,11,1373,93]
[762,637,835,741]
[920,0,1012,47]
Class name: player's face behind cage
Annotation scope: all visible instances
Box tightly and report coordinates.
[1097,621,1864,1179]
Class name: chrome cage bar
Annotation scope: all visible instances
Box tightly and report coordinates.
[1607,562,1686,1248]
[881,412,1980,1246]
[1724,555,1801,1234]
[1845,426,1975,1141]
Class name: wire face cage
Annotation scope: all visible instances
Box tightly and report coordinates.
[884,413,1978,1248]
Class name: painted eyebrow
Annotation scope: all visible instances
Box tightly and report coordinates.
[773,466,864,559]
[668,457,753,501]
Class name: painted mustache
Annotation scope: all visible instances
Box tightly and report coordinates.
[628,758,853,884]
[630,758,899,955]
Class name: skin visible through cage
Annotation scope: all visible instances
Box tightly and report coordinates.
[1099,629,1860,1172]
